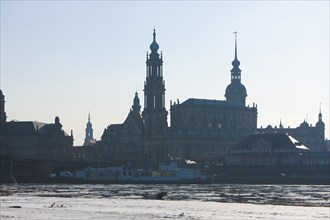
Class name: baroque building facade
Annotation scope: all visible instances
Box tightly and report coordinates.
[0,89,73,163]
[100,92,144,167]
[98,30,259,168]
[259,110,326,152]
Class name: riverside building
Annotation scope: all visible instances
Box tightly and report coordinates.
[99,30,258,168]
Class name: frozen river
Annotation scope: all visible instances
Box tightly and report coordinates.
[1,184,329,219]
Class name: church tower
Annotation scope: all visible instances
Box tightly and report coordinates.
[315,105,325,140]
[132,91,141,113]
[83,113,94,146]
[225,32,247,106]
[142,29,168,138]
[0,89,6,135]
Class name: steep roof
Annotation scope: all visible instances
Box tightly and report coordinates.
[230,133,309,152]
[6,121,47,136]
[123,110,143,127]
[6,121,70,136]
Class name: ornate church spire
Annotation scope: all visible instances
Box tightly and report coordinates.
[142,29,168,138]
[318,103,323,121]
[149,29,160,54]
[231,31,241,82]
[0,89,6,135]
[83,113,95,146]
[315,103,325,142]
[132,91,141,113]
[144,28,165,110]
[316,103,325,128]
[225,32,247,106]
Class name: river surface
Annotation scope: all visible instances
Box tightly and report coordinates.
[1,184,329,219]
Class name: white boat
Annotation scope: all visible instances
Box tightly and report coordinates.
[74,161,209,183]
[122,161,202,182]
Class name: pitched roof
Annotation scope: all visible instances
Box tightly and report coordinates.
[6,121,47,136]
[231,133,309,151]
[5,121,70,136]
[123,111,143,127]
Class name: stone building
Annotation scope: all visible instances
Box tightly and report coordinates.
[101,92,144,167]
[224,133,329,181]
[142,30,168,139]
[259,110,326,152]
[0,89,73,163]
[227,133,310,167]
[98,30,259,168]
[72,144,101,163]
[166,35,258,165]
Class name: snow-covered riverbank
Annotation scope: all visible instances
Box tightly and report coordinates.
[2,195,330,220]
[1,184,329,219]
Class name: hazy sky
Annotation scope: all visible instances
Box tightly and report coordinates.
[1,1,329,145]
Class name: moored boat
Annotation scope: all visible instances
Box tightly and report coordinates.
[72,161,210,184]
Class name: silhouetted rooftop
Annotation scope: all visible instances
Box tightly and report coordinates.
[6,121,69,136]
[230,133,309,152]
[175,98,245,108]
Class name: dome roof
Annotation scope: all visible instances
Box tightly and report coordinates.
[299,121,309,128]
[316,120,325,127]
[149,29,159,52]
[231,58,240,67]
[150,40,159,51]
[225,82,247,98]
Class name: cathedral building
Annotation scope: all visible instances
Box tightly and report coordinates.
[170,34,257,141]
[98,30,259,168]
[165,33,257,166]
[80,30,326,169]
[100,92,144,167]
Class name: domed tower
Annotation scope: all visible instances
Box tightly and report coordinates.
[132,91,141,113]
[0,89,7,135]
[83,113,94,146]
[315,106,325,140]
[142,29,168,138]
[225,32,247,106]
